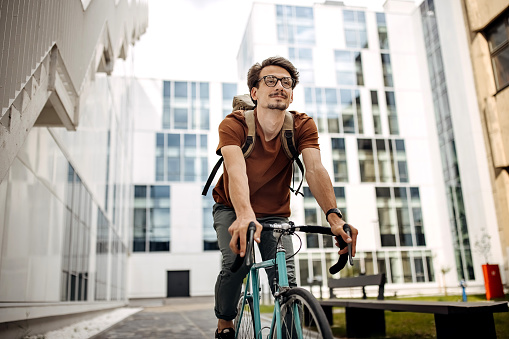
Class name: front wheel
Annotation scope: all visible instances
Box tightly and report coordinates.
[234,293,256,338]
[275,287,333,339]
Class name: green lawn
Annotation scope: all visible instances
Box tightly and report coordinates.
[329,294,509,338]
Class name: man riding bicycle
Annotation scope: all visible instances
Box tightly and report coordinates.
[211,56,358,338]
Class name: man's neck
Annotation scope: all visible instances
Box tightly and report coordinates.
[256,107,286,142]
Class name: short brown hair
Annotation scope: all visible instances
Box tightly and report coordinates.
[247,56,300,93]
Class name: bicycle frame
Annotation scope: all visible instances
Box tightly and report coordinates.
[236,234,297,339]
[233,222,353,339]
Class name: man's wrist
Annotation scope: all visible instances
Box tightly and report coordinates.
[325,208,343,222]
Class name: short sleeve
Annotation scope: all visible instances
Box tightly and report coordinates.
[294,113,320,153]
[216,111,247,155]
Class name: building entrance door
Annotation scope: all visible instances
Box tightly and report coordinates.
[167,270,190,297]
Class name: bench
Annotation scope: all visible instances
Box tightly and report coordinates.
[328,273,385,300]
[320,274,509,338]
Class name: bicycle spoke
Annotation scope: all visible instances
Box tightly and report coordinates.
[276,288,333,339]
[234,294,256,338]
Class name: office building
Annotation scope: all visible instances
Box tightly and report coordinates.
[0,0,148,337]
[128,0,505,299]
[459,0,509,282]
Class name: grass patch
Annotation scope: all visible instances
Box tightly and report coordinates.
[330,294,509,338]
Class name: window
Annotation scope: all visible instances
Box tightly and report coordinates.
[485,10,509,90]
[376,13,389,50]
[62,164,91,301]
[155,133,208,182]
[381,54,394,87]
[343,10,368,49]
[335,50,364,86]
[203,195,218,250]
[222,83,237,118]
[376,187,426,248]
[162,81,210,130]
[303,186,346,249]
[358,139,408,183]
[132,185,171,253]
[289,47,314,83]
[331,138,348,182]
[385,91,399,135]
[358,139,375,182]
[304,87,362,134]
[371,91,382,134]
[149,186,170,251]
[276,5,315,45]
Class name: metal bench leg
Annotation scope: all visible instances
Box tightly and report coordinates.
[345,307,385,338]
[434,313,496,339]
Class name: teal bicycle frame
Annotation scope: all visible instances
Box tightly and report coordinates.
[236,235,300,339]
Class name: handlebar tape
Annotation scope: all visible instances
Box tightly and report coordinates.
[230,222,256,273]
[329,224,353,275]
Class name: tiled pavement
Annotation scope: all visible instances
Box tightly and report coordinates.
[92,296,217,339]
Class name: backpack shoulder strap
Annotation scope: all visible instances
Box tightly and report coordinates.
[242,110,256,158]
[202,109,256,196]
[280,111,298,160]
[280,111,304,196]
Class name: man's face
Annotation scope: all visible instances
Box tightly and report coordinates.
[251,65,294,111]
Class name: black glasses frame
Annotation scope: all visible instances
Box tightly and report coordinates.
[256,75,295,89]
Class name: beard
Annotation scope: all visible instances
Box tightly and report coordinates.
[267,101,288,110]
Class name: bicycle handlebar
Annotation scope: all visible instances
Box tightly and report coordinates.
[230,222,353,275]
[230,222,257,273]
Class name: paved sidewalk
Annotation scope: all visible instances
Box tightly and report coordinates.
[92,296,217,339]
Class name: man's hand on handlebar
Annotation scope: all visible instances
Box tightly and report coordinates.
[329,217,358,258]
[228,217,262,257]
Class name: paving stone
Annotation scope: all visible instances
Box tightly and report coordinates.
[93,296,217,339]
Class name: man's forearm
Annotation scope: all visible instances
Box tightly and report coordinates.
[228,167,254,218]
[306,166,341,222]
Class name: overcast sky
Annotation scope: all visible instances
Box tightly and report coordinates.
[132,0,422,82]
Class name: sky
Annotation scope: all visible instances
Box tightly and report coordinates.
[132,0,423,82]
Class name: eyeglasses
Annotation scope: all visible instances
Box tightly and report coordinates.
[256,75,295,89]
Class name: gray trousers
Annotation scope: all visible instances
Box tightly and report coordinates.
[213,203,296,321]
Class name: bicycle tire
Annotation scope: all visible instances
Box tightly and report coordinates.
[234,293,256,338]
[274,287,333,339]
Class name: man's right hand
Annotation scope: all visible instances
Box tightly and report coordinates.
[228,217,262,257]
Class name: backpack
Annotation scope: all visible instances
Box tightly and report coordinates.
[201,94,304,196]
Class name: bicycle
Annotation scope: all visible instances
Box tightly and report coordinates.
[231,221,353,339]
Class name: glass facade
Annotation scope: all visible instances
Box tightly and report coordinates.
[292,6,434,289]
[0,74,131,303]
[133,79,222,257]
[420,0,474,280]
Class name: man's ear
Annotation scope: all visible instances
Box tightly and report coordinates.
[250,86,258,101]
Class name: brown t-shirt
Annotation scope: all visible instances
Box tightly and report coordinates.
[212,108,320,218]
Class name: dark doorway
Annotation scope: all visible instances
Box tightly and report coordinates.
[167,270,190,297]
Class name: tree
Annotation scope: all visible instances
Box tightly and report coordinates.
[474,229,492,264]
